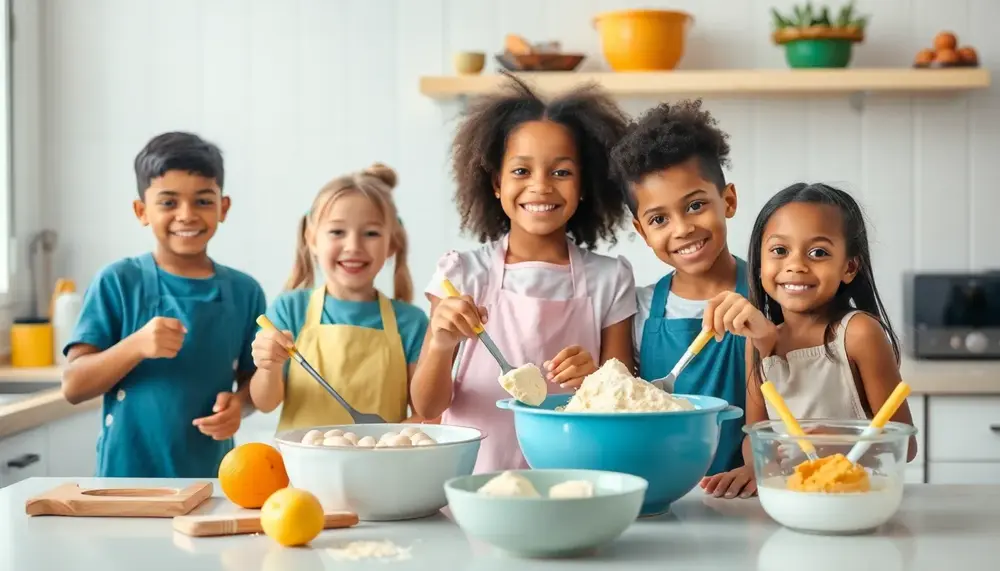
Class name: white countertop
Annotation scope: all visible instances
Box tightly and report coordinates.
[2,477,998,570]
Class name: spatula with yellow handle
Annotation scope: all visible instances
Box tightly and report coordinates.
[846,381,912,464]
[650,327,716,392]
[440,279,514,376]
[760,381,820,462]
[440,279,548,406]
[256,315,386,424]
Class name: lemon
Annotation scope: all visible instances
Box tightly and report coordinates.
[260,487,325,547]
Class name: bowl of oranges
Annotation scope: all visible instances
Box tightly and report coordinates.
[914,31,979,68]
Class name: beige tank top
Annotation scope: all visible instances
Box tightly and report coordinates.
[761,311,867,421]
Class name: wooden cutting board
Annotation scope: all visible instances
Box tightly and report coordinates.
[173,511,359,537]
[25,482,213,517]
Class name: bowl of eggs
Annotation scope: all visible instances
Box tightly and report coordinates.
[444,469,647,558]
[274,423,484,521]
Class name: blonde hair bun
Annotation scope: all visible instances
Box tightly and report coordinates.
[363,162,397,190]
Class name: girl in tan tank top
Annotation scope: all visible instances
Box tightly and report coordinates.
[697,183,917,500]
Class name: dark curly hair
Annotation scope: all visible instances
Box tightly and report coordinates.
[451,72,630,249]
[610,99,731,217]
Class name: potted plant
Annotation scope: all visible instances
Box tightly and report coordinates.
[771,1,869,68]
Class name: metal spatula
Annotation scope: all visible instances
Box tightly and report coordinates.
[256,315,386,424]
[650,327,716,392]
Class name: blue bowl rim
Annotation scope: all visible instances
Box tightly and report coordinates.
[496,393,738,418]
[444,468,649,501]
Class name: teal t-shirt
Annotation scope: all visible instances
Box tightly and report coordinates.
[265,290,429,372]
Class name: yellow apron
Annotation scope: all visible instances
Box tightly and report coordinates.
[276,287,409,431]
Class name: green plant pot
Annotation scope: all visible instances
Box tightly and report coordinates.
[783,38,854,68]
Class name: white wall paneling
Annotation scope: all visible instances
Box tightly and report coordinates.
[5,0,995,338]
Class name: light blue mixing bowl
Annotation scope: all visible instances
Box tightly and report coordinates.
[497,394,743,516]
[445,469,647,558]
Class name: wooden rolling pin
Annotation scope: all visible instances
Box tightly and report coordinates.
[172,511,359,537]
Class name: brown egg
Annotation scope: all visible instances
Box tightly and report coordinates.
[958,46,979,65]
[935,48,960,65]
[914,48,935,66]
[934,32,958,51]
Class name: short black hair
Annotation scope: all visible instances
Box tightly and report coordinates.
[610,99,730,217]
[451,72,630,249]
[134,131,225,197]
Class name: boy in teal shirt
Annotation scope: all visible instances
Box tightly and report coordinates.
[611,100,751,498]
[62,132,266,478]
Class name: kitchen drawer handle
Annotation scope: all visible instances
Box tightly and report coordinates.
[991,424,1000,434]
[6,453,40,469]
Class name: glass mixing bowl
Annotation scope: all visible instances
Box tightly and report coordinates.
[744,419,917,535]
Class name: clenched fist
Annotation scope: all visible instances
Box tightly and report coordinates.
[429,295,488,351]
[135,317,186,359]
[251,328,294,371]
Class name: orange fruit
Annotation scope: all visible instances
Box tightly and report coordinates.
[218,443,289,508]
[260,487,325,547]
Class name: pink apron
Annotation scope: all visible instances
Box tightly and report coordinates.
[443,236,601,473]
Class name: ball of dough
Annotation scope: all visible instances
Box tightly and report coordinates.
[375,439,392,448]
[478,471,540,497]
[414,439,435,447]
[322,436,354,447]
[342,432,359,445]
[399,427,421,437]
[410,433,435,446]
[323,429,345,438]
[378,431,399,443]
[548,480,595,499]
[301,430,324,445]
[356,436,377,448]
[387,435,412,447]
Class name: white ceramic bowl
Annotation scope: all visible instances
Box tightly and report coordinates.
[274,423,483,521]
[444,469,647,558]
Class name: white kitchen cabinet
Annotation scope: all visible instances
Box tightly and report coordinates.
[926,395,1000,484]
[46,407,101,478]
[0,426,49,488]
[928,462,1000,484]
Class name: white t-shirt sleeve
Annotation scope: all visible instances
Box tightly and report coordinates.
[423,246,492,303]
[597,255,637,329]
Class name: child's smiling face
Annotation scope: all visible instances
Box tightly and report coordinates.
[495,120,581,239]
[759,202,859,315]
[134,170,229,259]
[631,157,736,276]
[310,191,392,300]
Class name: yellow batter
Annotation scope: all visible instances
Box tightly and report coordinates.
[786,453,871,493]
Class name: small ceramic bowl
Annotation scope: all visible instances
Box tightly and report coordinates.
[444,469,647,558]
[453,51,486,75]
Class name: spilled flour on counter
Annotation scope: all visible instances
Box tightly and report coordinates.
[325,540,413,562]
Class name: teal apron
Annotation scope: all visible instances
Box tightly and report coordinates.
[95,253,240,478]
[639,258,748,476]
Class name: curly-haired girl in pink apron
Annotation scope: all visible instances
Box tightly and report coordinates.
[411,75,637,474]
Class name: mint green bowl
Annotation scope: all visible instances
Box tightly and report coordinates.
[444,469,647,558]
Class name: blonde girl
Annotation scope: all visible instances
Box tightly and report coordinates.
[250,163,429,429]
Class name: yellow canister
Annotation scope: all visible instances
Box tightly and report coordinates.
[11,318,54,368]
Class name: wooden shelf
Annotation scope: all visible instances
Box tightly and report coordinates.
[419,68,991,100]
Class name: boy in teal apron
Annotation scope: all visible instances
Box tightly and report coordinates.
[611,100,751,498]
[61,132,266,478]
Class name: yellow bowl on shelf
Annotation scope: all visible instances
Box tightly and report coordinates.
[593,9,693,71]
